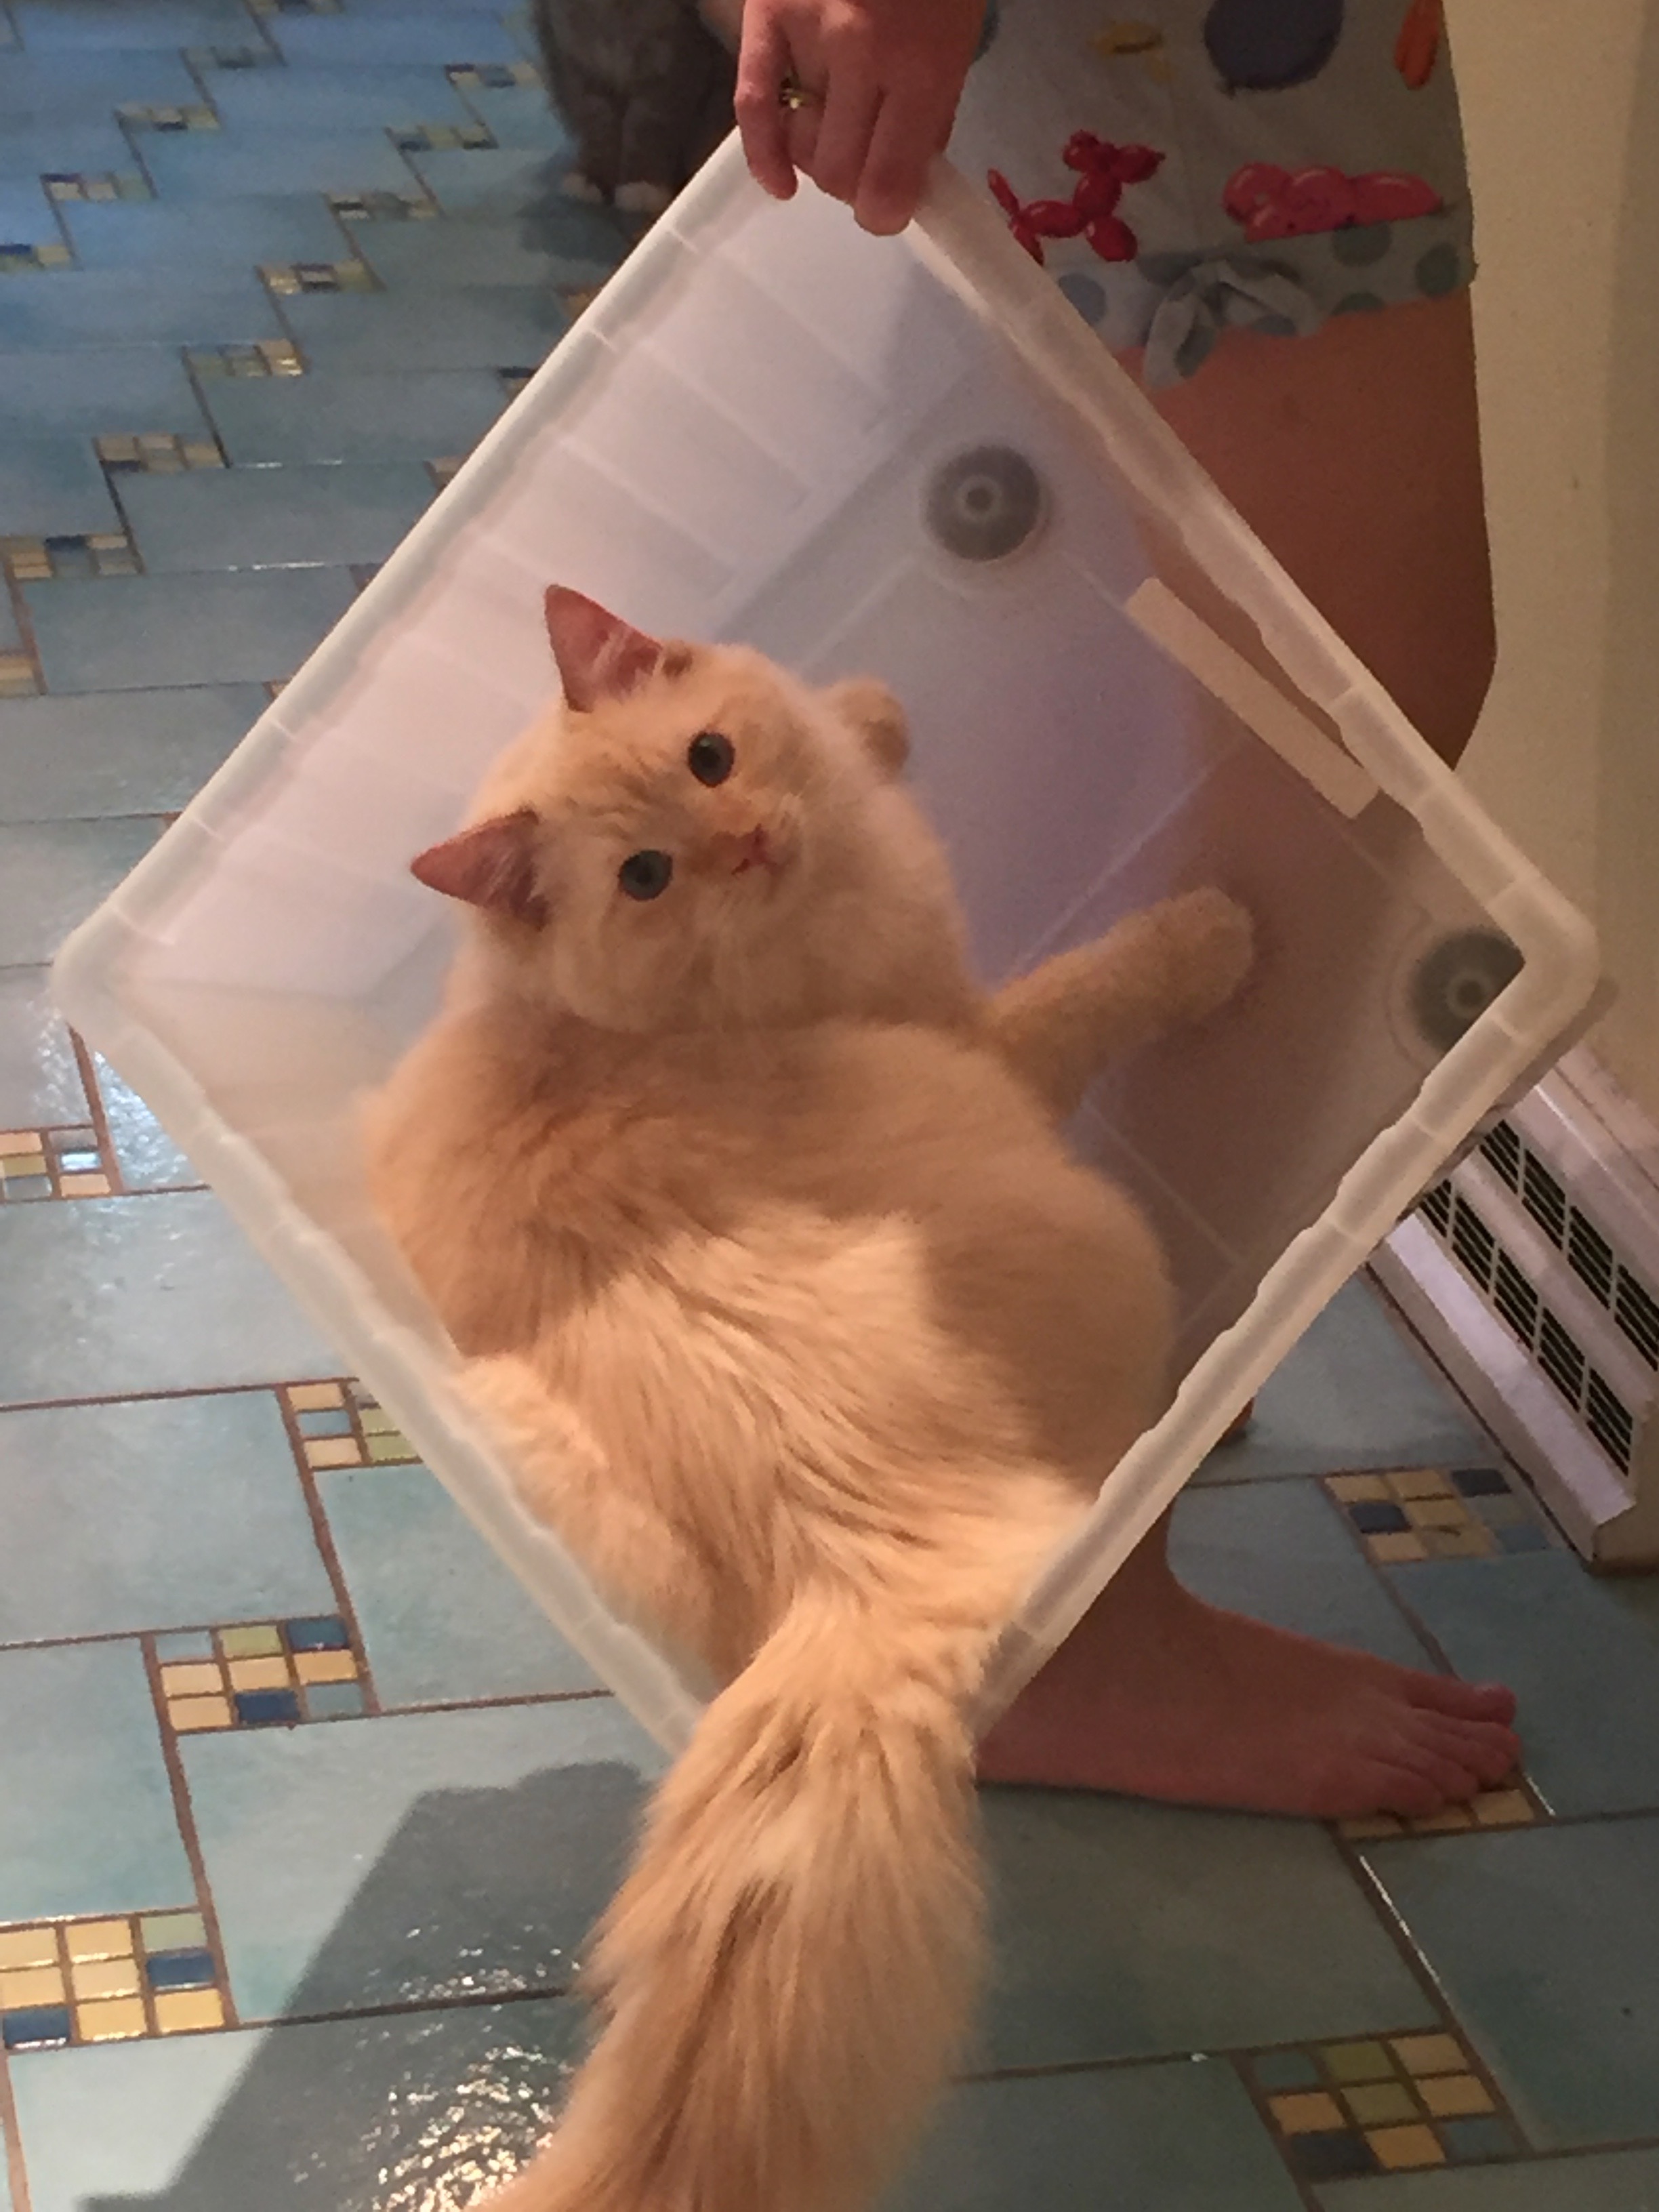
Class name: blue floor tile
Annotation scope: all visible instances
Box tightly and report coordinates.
[0,266,283,350]
[8,1996,583,2212]
[94,1049,200,1190]
[0,818,163,966]
[263,9,523,66]
[24,567,355,690]
[136,128,427,202]
[0,178,59,251]
[0,118,134,181]
[0,1391,335,1643]
[11,0,256,48]
[891,2061,1305,2212]
[276,283,567,373]
[1196,1277,1492,1484]
[0,1189,338,1405]
[352,209,601,289]
[1171,1476,1438,1669]
[203,60,474,131]
[119,460,434,572]
[60,193,353,272]
[1366,1819,1659,2149]
[0,50,203,117]
[404,144,574,215]
[0,346,211,436]
[1386,1551,1659,1815]
[0,1641,190,1922]
[182,1697,661,2020]
[978,1791,1434,2070]
[201,365,506,464]
[1317,2148,1659,2210]
[451,79,573,152]
[0,431,121,536]
[0,684,261,823]
[316,1459,602,1708]
[0,964,88,1128]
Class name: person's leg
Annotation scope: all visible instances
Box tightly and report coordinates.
[979,294,1514,1818]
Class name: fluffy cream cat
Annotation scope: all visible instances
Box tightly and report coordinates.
[364,586,1254,2212]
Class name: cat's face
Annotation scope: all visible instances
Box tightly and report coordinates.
[413,588,954,1035]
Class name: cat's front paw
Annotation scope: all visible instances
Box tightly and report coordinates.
[1155,886,1256,1022]
[560,169,607,205]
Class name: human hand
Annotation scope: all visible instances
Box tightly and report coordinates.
[734,0,985,236]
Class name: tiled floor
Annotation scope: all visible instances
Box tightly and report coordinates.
[3,5,1658,2209]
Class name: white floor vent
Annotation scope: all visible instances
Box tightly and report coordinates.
[1376,1049,1659,1565]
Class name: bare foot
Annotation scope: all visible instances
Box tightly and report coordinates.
[979,1525,1519,1820]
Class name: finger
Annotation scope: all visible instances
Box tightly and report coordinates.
[734,11,798,199]
[784,95,821,180]
[808,66,881,207]
[852,83,943,234]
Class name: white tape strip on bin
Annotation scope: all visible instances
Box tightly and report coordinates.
[1125,577,1378,818]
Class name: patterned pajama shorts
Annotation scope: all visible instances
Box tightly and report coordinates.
[947,0,1473,383]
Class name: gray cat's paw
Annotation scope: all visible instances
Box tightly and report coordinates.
[615,180,672,218]
[561,169,607,204]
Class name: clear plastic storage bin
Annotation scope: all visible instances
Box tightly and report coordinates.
[56,142,1599,1749]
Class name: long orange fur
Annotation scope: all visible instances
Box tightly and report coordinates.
[364,587,1254,2212]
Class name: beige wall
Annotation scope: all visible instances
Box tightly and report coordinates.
[1452,0,1659,1113]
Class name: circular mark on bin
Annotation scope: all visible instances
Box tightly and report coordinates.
[925,446,1046,562]
[1416,242,1462,298]
[1332,221,1392,268]
[1410,929,1524,1052]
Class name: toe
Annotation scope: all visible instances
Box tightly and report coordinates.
[1418,1712,1521,1788]
[1408,1673,1518,1727]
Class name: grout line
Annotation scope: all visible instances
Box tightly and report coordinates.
[139,1631,243,2032]
[66,1028,128,1196]
[277,1384,387,1718]
[0,2036,35,2212]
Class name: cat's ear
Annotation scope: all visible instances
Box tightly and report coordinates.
[411,808,548,926]
[824,678,909,778]
[544,586,663,710]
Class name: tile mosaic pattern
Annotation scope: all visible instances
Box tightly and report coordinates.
[1246,2029,1524,2183]
[0,1912,228,2050]
[1327,1464,1556,1565]
[4,4,1659,2207]
[155,1616,369,1735]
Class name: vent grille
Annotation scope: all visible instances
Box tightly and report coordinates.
[1477,1120,1659,1374]
[1418,1174,1639,1477]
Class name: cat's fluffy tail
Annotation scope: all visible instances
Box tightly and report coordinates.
[487,1580,999,2212]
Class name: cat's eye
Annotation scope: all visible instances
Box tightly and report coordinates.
[687,731,735,787]
[618,849,674,901]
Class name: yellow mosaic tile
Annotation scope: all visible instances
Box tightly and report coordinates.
[66,1920,133,1963]
[305,1437,361,1468]
[1337,1814,1404,1841]
[227,1656,289,1692]
[0,1927,58,1970]
[1343,2082,1417,2127]
[1420,2072,1495,2118]
[1323,2042,1395,2085]
[0,1964,66,2007]
[294,1648,356,1685]
[1393,2033,1467,2077]
[0,655,38,697]
[169,1694,233,1733]
[1368,2123,1446,2171]
[161,1662,223,1697]
[1367,1531,1429,1564]
[366,1431,413,1461]
[289,1381,344,1411]
[1473,1788,1535,1828]
[155,1988,224,2034]
[60,1172,112,1200]
[77,1994,147,2043]
[220,1624,283,1659]
[0,1131,34,1153]
[357,1406,398,1434]
[1268,2091,1345,2135]
[1388,1469,1456,1500]
[1404,1496,1467,1530]
[1328,1474,1391,1502]
[1410,1804,1475,1834]
[72,1956,140,2001]
[1425,1524,1497,1559]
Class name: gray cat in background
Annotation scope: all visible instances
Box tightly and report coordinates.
[530,0,736,217]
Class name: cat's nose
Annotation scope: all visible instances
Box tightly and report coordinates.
[706,825,772,874]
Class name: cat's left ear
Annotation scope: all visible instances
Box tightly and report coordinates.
[823,678,909,778]
[544,586,663,711]
[411,808,548,926]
